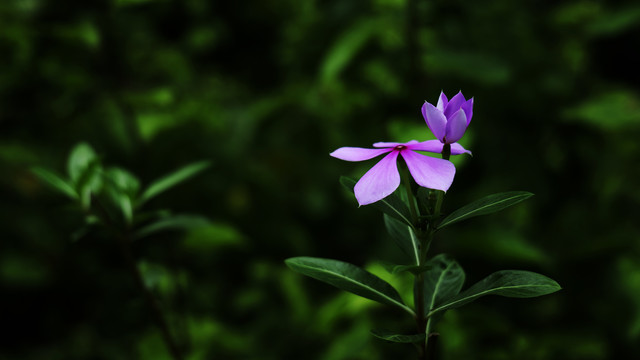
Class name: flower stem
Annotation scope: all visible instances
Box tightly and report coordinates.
[420,144,453,359]
[398,160,431,359]
[418,146,452,359]
[442,144,451,161]
[425,317,438,360]
[414,229,432,360]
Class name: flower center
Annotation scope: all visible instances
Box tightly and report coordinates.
[394,145,406,151]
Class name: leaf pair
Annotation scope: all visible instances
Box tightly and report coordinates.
[103,160,210,225]
[419,254,561,319]
[287,255,561,343]
[32,143,103,208]
[32,142,212,235]
[34,143,211,207]
[372,257,560,344]
[340,177,533,231]
[369,256,465,344]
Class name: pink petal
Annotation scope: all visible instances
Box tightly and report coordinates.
[421,102,447,142]
[444,109,468,144]
[436,91,448,112]
[400,150,455,192]
[373,140,419,148]
[330,147,392,162]
[406,140,444,153]
[373,142,402,148]
[461,97,474,124]
[450,142,472,155]
[409,140,472,155]
[354,151,401,206]
[443,91,466,119]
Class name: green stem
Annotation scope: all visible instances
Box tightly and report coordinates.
[432,144,451,224]
[414,229,433,360]
[398,161,430,358]
[400,161,419,225]
[90,196,184,360]
[418,145,452,359]
[415,226,436,360]
[442,143,451,161]
[424,316,437,360]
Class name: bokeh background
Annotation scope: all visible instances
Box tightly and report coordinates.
[2,0,640,359]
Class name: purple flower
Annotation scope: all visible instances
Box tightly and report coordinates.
[330,141,455,206]
[421,91,473,155]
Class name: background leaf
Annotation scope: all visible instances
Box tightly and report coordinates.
[67,142,98,185]
[31,167,78,199]
[65,143,102,209]
[134,215,211,240]
[138,161,211,206]
[104,167,141,224]
[285,257,413,315]
[438,191,534,229]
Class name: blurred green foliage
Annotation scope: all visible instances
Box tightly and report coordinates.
[1,0,640,359]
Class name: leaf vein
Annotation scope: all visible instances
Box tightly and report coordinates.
[294,263,416,316]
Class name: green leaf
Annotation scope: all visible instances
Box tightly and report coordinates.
[321,19,379,85]
[77,161,103,210]
[379,261,431,275]
[422,255,465,317]
[105,167,140,195]
[429,270,561,317]
[384,215,420,264]
[339,176,413,227]
[389,264,432,276]
[563,91,640,130]
[134,215,211,239]
[31,167,78,199]
[438,191,534,229]
[104,167,140,224]
[285,257,414,316]
[70,226,91,242]
[65,143,103,209]
[586,7,640,36]
[339,176,356,191]
[182,222,244,252]
[423,49,510,86]
[132,209,171,226]
[416,187,433,216]
[119,196,134,224]
[67,142,98,184]
[138,160,211,206]
[370,329,425,343]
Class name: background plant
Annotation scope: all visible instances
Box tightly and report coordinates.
[33,142,211,359]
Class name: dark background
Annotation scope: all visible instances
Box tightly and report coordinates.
[2,0,640,359]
